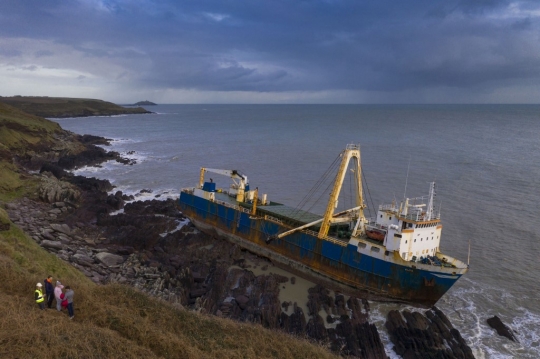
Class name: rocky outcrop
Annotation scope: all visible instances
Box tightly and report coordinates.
[487,315,519,343]
[385,307,474,359]
[38,173,81,204]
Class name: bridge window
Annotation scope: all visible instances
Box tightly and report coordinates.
[371,246,380,253]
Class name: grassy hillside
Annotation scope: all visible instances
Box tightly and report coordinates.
[0,102,66,197]
[0,96,150,118]
[0,102,338,359]
[0,210,337,358]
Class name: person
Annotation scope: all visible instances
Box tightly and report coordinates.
[35,283,45,310]
[54,281,64,311]
[64,286,74,319]
[44,275,54,308]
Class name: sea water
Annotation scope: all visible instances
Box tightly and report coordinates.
[53,104,540,358]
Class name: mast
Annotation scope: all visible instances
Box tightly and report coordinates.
[426,182,435,221]
[318,144,366,238]
[251,188,258,215]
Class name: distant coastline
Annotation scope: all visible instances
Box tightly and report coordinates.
[0,96,152,118]
[127,100,157,106]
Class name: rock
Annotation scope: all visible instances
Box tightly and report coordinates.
[192,272,206,283]
[50,223,72,236]
[235,295,249,310]
[190,288,207,298]
[38,174,81,204]
[41,240,63,250]
[95,252,125,266]
[72,253,95,267]
[41,230,56,241]
[487,316,519,342]
[306,314,328,341]
[386,307,474,359]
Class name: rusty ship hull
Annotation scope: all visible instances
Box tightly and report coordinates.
[178,190,465,306]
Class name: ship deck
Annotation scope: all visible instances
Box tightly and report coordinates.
[214,191,322,227]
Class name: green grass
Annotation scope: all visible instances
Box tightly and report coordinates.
[0,96,149,118]
[0,217,338,359]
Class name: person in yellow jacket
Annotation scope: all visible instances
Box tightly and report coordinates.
[35,283,45,310]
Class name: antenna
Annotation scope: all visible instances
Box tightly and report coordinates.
[467,240,471,266]
[403,157,411,200]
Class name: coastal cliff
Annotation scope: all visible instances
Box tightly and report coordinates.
[0,101,475,358]
[0,96,151,118]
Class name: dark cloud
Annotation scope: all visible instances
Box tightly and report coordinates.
[0,0,539,101]
[35,50,54,58]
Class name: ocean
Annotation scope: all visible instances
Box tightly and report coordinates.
[53,104,540,358]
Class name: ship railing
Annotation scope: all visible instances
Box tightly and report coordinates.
[264,216,346,247]
[401,212,441,222]
[303,229,347,247]
[265,215,284,225]
[366,222,387,231]
[378,204,399,212]
[212,199,254,214]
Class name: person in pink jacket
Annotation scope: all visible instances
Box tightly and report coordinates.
[54,281,64,311]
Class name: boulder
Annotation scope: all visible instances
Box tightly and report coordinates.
[235,295,250,310]
[72,253,95,267]
[50,223,72,236]
[41,240,63,250]
[487,316,519,342]
[95,252,125,266]
[38,174,80,204]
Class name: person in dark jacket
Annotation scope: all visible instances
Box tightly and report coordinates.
[44,275,54,308]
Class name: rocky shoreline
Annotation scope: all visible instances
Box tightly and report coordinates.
[2,135,484,359]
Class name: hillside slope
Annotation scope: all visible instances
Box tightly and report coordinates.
[0,103,337,359]
[0,220,336,358]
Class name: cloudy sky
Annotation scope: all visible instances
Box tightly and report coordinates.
[1,0,539,103]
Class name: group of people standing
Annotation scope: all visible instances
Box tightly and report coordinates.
[35,275,75,319]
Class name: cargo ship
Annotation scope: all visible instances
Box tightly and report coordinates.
[178,144,468,305]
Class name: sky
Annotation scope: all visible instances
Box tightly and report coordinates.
[1,0,540,104]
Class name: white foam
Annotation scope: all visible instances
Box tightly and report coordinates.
[109,208,124,216]
[159,218,190,237]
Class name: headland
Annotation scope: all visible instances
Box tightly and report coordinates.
[0,96,151,118]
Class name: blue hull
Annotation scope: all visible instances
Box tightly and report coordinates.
[179,191,463,306]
